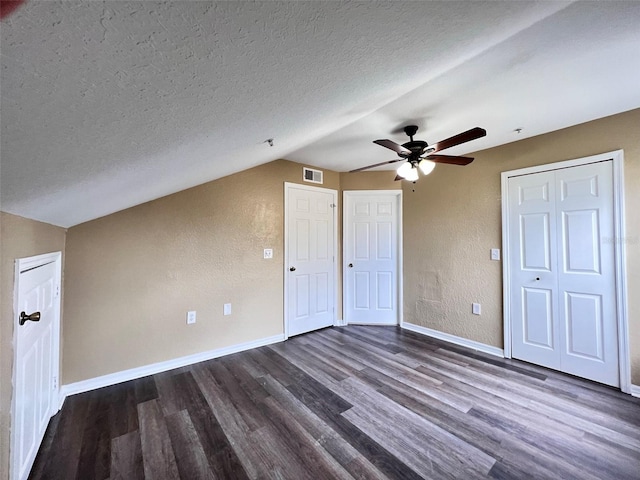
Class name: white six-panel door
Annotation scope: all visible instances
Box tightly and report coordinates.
[285,183,337,337]
[12,253,62,480]
[509,169,561,370]
[508,161,619,386]
[344,191,401,325]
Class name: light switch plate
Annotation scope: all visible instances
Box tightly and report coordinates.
[472,303,481,315]
[186,311,196,324]
[491,248,501,261]
[223,303,232,316]
[264,248,273,259]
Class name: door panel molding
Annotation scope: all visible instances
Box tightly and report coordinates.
[501,150,630,393]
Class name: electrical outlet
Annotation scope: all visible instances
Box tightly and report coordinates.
[223,303,232,316]
[186,310,196,324]
[264,248,273,259]
[491,248,501,261]
[472,303,481,315]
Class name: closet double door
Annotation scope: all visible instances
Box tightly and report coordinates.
[508,160,619,387]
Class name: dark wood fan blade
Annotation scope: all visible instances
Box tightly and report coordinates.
[394,175,403,181]
[349,158,403,173]
[428,127,486,154]
[425,154,474,166]
[373,139,411,156]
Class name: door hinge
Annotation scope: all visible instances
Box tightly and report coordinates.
[56,284,60,298]
[53,376,57,390]
[330,203,337,208]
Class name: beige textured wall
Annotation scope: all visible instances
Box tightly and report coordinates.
[0,212,66,480]
[340,171,399,191]
[62,160,341,384]
[403,108,640,384]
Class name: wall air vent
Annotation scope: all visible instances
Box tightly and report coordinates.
[303,167,323,184]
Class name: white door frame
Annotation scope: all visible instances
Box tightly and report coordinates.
[501,150,630,393]
[283,182,338,339]
[343,190,403,326]
[11,251,63,480]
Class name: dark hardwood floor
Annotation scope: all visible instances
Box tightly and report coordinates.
[30,326,640,479]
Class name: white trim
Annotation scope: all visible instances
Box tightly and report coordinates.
[59,333,285,404]
[630,384,640,398]
[15,251,61,271]
[11,251,62,480]
[402,322,504,358]
[348,322,398,326]
[343,190,402,194]
[501,150,631,394]
[342,190,403,326]
[283,182,338,340]
[398,192,404,328]
[612,154,631,394]
[500,172,512,359]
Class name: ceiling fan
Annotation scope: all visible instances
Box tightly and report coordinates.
[350,125,486,181]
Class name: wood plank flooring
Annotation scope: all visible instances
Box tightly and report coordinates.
[29,326,640,479]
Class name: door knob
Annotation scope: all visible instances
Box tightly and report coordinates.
[348,263,353,268]
[289,266,296,271]
[535,277,540,281]
[19,311,41,326]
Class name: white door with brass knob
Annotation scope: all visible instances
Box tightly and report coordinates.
[12,252,62,480]
[344,190,401,325]
[285,183,337,337]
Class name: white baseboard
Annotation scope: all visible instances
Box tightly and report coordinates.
[630,384,640,398]
[59,333,285,406]
[348,322,398,326]
[401,322,504,358]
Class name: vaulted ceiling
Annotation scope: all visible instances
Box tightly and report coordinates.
[2,1,639,227]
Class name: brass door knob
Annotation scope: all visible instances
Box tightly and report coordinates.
[19,311,41,326]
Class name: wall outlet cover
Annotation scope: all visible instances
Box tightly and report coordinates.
[491,248,501,261]
[264,248,273,259]
[187,310,196,324]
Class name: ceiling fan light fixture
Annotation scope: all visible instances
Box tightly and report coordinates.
[396,162,413,178]
[405,167,419,181]
[418,159,436,175]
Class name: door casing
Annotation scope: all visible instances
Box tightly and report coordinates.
[11,251,62,480]
[501,150,630,393]
[283,182,338,339]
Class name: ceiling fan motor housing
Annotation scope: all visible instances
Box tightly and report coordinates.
[402,141,428,161]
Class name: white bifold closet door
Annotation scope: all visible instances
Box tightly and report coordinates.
[508,160,619,387]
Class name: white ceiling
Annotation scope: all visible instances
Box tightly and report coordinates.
[1,1,639,228]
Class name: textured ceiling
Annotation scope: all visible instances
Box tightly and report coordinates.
[1,1,639,227]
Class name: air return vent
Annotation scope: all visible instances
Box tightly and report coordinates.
[303,167,323,184]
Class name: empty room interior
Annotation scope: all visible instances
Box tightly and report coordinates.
[1,2,640,479]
